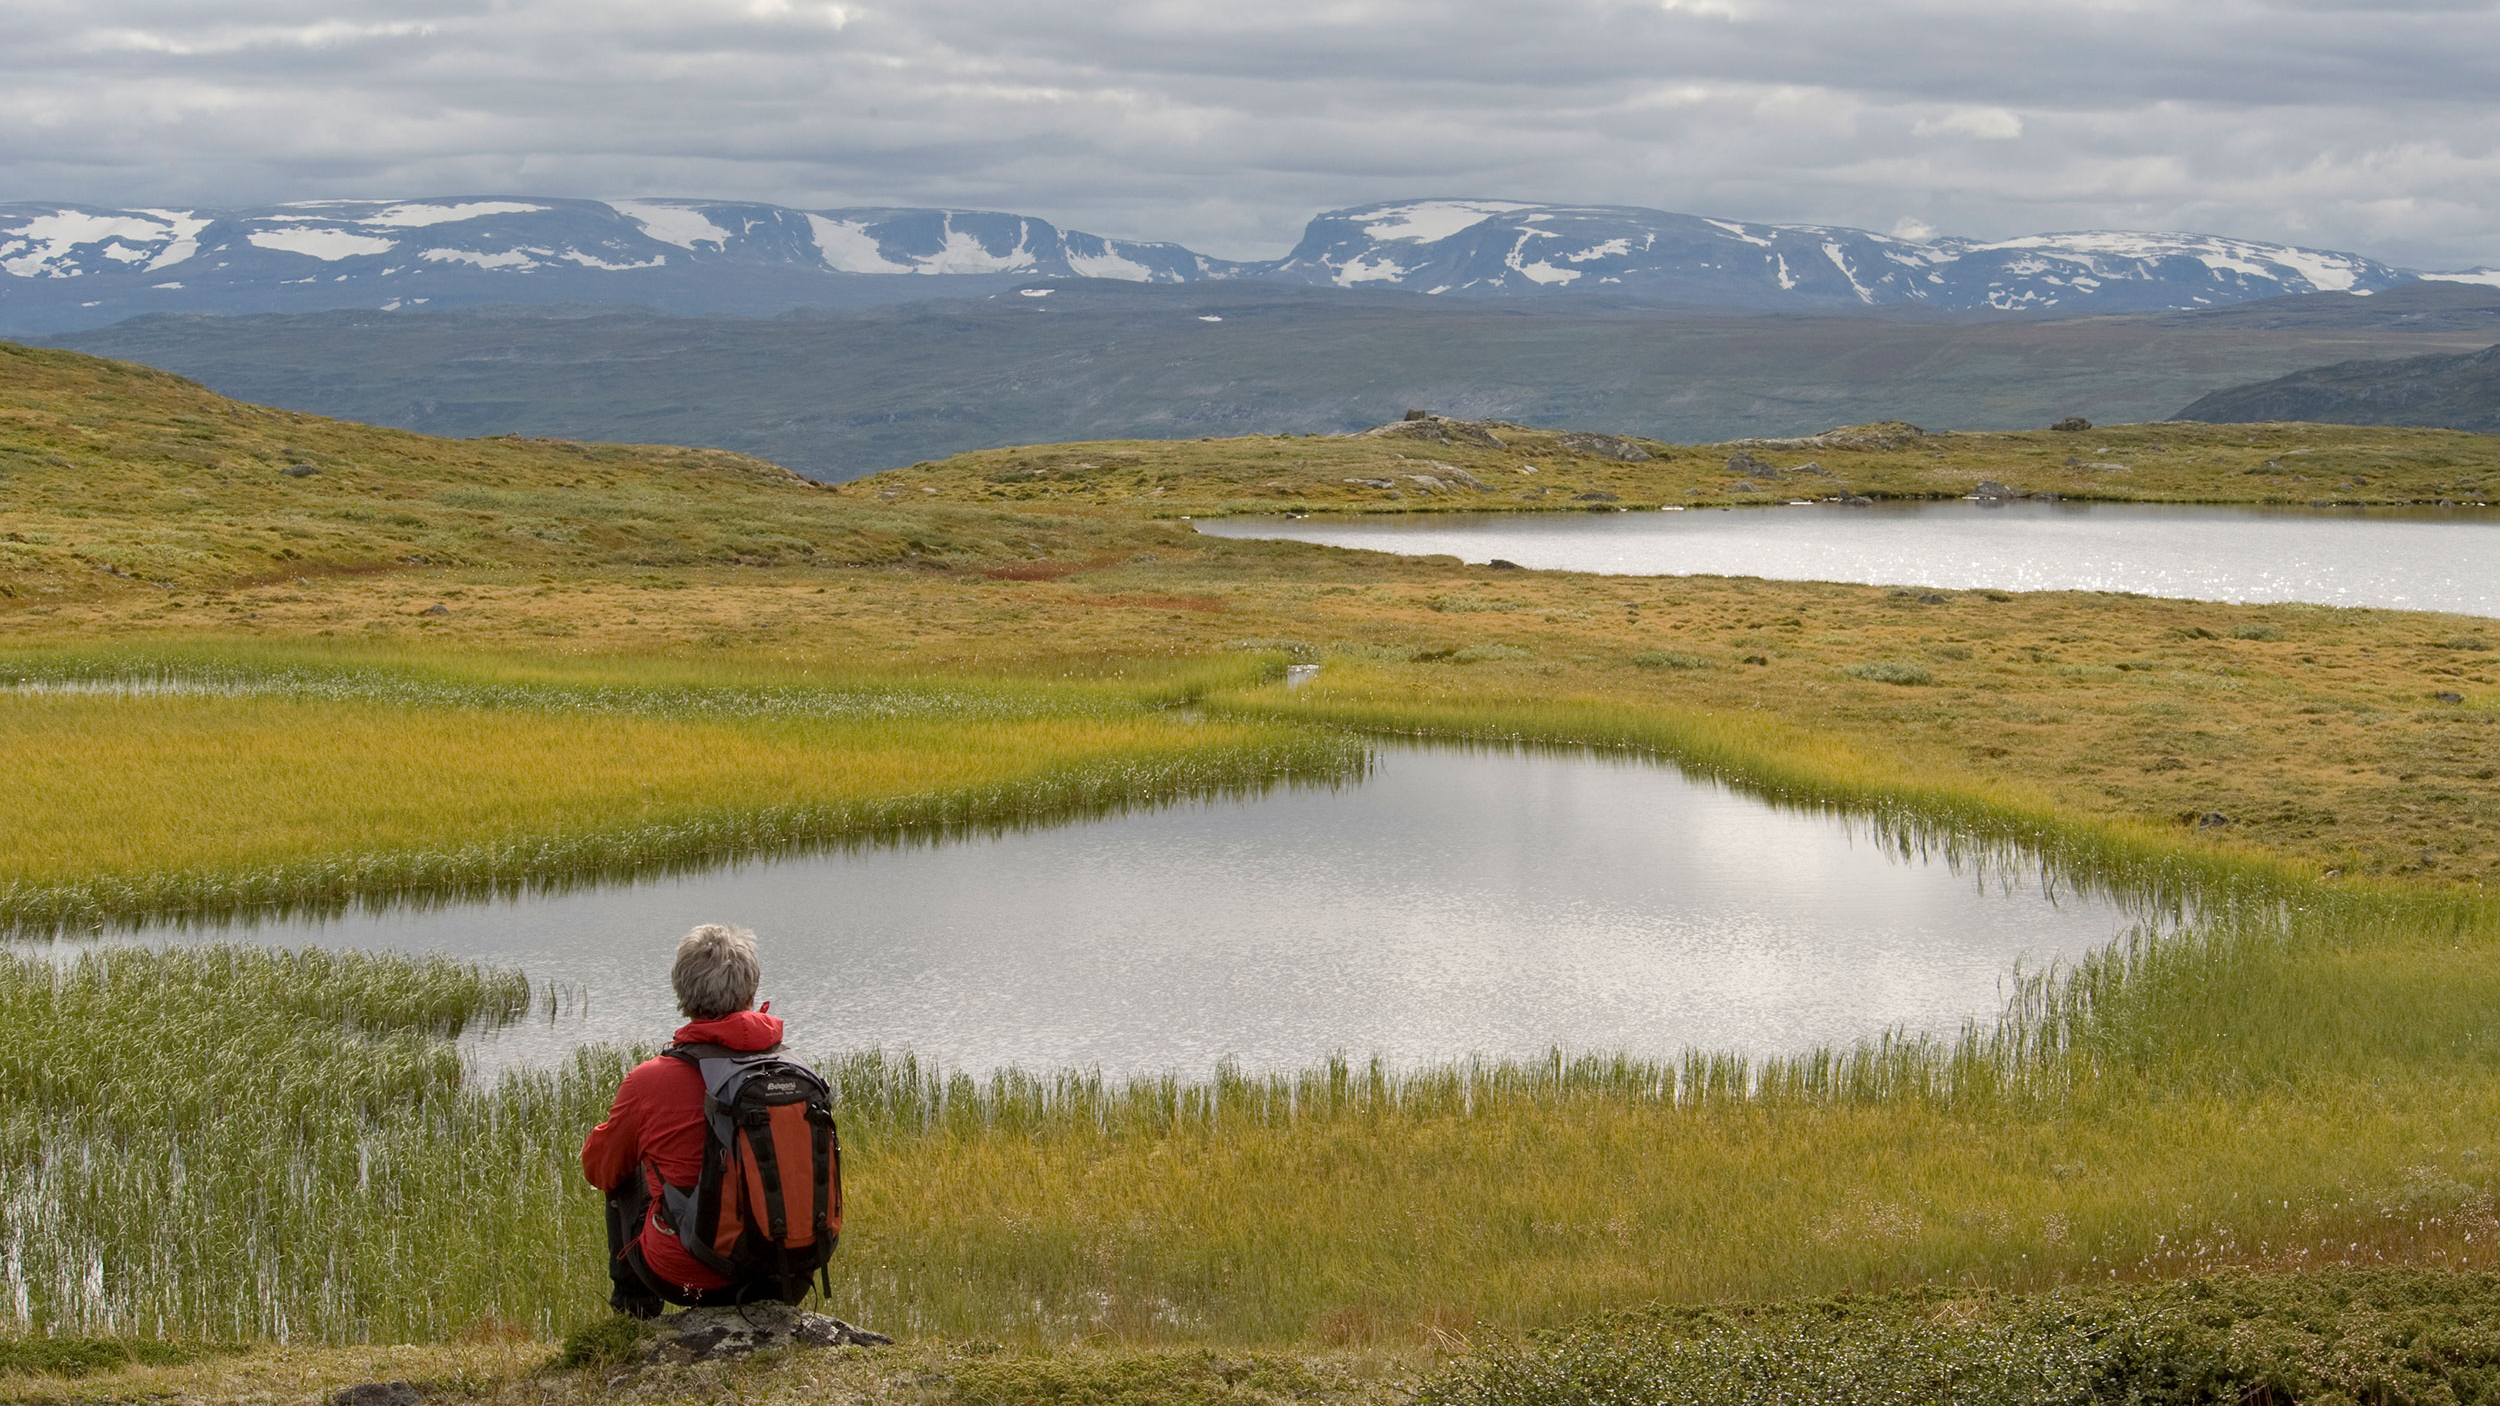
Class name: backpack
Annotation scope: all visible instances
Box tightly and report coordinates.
[651,1042,842,1299]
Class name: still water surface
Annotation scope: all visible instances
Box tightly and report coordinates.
[1195,502,2500,616]
[77,746,2134,1078]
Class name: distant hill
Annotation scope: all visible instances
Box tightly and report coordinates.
[10,194,2500,333]
[0,341,1139,601]
[2174,342,2500,432]
[49,282,2500,481]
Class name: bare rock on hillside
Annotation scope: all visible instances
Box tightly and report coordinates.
[1725,449,1779,478]
[1558,431,1654,462]
[1363,415,1513,448]
[1729,421,1925,453]
[636,1304,892,1366]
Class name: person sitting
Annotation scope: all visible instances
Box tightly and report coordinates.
[582,922,806,1316]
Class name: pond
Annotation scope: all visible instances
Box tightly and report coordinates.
[57,745,2139,1079]
[1193,501,2500,617]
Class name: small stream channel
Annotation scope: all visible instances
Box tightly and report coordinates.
[46,743,2144,1080]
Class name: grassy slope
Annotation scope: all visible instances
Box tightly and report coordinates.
[0,340,1162,598]
[856,415,2500,515]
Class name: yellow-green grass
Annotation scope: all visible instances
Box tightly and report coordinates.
[0,341,1171,600]
[858,416,2500,516]
[0,644,1358,931]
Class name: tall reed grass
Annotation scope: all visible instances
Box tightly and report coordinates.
[0,647,1357,935]
[11,885,2499,1345]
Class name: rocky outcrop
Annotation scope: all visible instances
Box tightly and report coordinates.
[1557,431,1654,462]
[1362,415,1514,448]
[1728,421,1925,452]
[635,1304,892,1366]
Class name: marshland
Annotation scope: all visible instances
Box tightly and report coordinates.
[7,339,2500,1402]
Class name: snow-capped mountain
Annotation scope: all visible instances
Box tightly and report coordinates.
[4,194,2490,333]
[1267,200,2429,312]
[0,197,1245,331]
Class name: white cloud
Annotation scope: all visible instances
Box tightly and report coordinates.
[2,0,2497,268]
[1913,107,2025,140]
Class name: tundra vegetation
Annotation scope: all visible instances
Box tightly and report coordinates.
[5,340,2500,1403]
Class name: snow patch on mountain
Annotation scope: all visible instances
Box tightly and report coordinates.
[613,201,734,249]
[1360,200,1538,243]
[359,201,550,227]
[421,247,538,270]
[0,210,202,277]
[246,227,398,260]
[920,217,1038,275]
[806,215,913,274]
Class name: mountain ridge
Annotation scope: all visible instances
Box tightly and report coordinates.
[2174,341,2500,433]
[10,195,2499,334]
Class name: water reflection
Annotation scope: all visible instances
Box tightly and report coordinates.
[1196,501,2500,616]
[49,745,2136,1079]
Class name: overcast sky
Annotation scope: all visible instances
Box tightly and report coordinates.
[7,0,2498,268]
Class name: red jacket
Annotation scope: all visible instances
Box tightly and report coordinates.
[581,1008,786,1293]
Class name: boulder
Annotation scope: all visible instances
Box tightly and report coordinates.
[1724,449,1778,478]
[2051,416,2092,431]
[635,1304,892,1366]
[330,1385,421,1406]
[1970,480,2023,500]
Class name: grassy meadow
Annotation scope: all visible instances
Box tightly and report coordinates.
[857,414,2500,516]
[7,340,2500,1401]
[0,645,1358,932]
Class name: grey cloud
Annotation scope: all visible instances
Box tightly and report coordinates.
[2,0,2497,268]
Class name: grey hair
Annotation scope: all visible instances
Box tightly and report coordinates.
[671,924,760,1020]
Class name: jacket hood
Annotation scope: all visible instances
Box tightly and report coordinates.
[672,1007,784,1052]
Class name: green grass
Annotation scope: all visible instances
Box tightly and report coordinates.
[0,341,1185,600]
[1418,1269,2500,1406]
[870,416,2500,516]
[0,644,1361,933]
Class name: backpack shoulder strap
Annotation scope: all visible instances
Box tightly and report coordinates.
[662,1040,786,1065]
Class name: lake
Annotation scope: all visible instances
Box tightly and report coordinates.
[49,744,2138,1079]
[1193,501,2500,616]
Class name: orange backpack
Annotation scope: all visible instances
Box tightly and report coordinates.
[653,1043,842,1298]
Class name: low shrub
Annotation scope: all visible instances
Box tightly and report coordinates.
[0,1336,233,1379]
[553,1314,651,1371]
[2233,625,2286,642]
[1631,650,1711,670]
[1842,660,1934,686]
